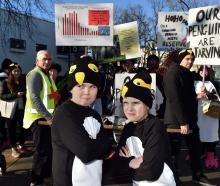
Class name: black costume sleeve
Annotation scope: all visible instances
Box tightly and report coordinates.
[52,106,112,163]
[117,124,131,151]
[0,80,17,100]
[133,120,167,181]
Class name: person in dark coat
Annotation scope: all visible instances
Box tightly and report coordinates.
[0,58,13,175]
[163,49,213,185]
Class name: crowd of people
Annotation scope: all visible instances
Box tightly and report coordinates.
[0,49,219,186]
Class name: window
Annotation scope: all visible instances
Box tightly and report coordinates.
[10,38,26,50]
[57,46,69,55]
[36,44,47,52]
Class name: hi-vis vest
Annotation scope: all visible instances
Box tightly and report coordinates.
[23,67,57,129]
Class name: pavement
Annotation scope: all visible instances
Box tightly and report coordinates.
[0,141,220,186]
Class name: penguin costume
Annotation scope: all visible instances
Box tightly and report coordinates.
[118,71,176,186]
[51,58,114,186]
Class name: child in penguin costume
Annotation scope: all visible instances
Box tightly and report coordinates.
[118,71,176,186]
[51,58,114,186]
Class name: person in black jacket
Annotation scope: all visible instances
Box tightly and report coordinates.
[163,49,213,185]
[0,58,13,175]
[118,71,176,185]
[51,58,114,186]
[0,63,25,158]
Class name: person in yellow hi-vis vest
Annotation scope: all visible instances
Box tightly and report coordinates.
[23,50,59,186]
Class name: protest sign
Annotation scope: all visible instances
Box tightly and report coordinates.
[114,21,141,59]
[55,3,113,46]
[157,12,189,51]
[188,5,220,65]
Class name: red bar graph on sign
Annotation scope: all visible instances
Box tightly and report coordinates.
[62,11,99,36]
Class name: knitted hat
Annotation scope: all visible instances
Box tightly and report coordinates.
[176,49,195,64]
[67,58,101,91]
[8,63,21,73]
[49,63,62,73]
[121,71,153,108]
[1,58,13,70]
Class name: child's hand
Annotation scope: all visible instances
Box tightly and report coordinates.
[129,156,143,169]
[119,145,130,158]
[105,151,115,160]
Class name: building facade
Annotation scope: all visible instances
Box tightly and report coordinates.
[0,9,84,75]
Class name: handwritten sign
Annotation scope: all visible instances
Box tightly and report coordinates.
[114,21,141,59]
[188,5,220,65]
[157,12,189,51]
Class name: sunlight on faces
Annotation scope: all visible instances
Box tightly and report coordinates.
[70,82,98,107]
[123,97,149,123]
[36,51,52,70]
[179,54,194,69]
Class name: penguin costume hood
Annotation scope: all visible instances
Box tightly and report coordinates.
[121,71,154,108]
[67,58,101,91]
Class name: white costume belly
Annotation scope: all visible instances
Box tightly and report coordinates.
[72,116,102,186]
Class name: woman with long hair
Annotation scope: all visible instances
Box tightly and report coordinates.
[0,63,26,158]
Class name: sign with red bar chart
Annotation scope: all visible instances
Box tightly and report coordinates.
[55,3,113,46]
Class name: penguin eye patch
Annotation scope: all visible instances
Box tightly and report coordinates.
[88,63,99,72]
[133,78,151,90]
[69,65,77,74]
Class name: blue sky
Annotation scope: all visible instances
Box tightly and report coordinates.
[42,0,152,21]
[41,0,220,21]
[56,0,149,9]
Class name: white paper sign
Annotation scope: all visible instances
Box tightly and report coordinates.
[188,5,220,65]
[157,12,189,51]
[114,21,141,59]
[55,3,113,46]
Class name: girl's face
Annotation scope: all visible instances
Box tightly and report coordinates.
[49,69,58,81]
[11,68,21,79]
[70,82,98,107]
[199,68,208,77]
[123,97,149,123]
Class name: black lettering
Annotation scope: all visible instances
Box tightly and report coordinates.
[188,26,194,36]
[205,8,212,21]
[198,39,204,46]
[213,8,220,20]
[196,10,205,23]
[165,15,184,22]
[194,47,220,58]
[202,48,208,58]
[206,47,212,57]
[194,47,198,57]
[210,37,214,45]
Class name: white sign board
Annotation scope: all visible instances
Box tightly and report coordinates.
[188,5,220,65]
[157,12,189,51]
[55,3,113,46]
[114,73,156,117]
[114,21,141,59]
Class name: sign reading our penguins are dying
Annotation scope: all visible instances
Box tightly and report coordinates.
[188,5,220,65]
